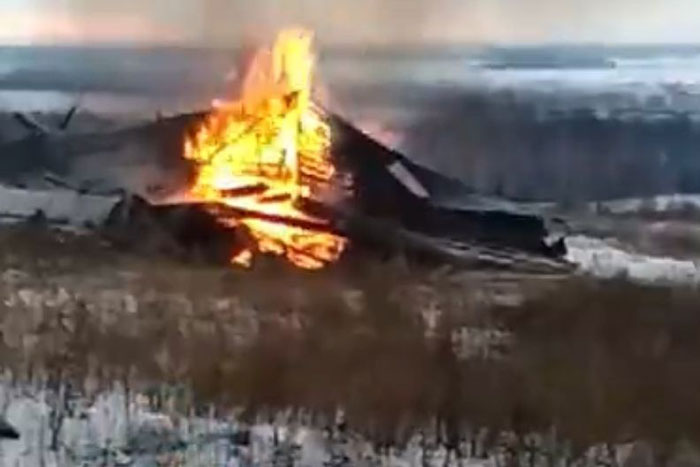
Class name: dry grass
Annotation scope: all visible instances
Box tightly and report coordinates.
[1,225,700,463]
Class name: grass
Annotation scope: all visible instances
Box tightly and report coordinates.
[1,225,700,464]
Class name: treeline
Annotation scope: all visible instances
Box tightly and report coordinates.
[401,92,700,203]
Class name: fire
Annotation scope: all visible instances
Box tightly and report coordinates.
[184,29,347,269]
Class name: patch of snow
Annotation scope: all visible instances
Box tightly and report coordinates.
[0,185,120,227]
[0,382,506,466]
[602,194,700,214]
[295,428,328,467]
[566,235,700,284]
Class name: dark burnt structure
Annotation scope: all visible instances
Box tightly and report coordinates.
[0,109,567,271]
[329,114,564,260]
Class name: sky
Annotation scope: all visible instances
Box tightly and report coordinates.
[3,0,700,46]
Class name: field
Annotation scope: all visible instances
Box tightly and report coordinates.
[0,224,696,466]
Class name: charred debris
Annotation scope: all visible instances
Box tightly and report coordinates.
[0,108,568,272]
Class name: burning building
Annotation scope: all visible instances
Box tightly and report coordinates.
[0,28,567,273]
[180,28,566,271]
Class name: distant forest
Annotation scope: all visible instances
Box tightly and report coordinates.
[401,93,700,203]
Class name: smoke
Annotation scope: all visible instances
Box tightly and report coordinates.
[6,0,700,46]
[14,0,613,46]
[189,0,447,46]
[353,119,404,151]
[140,0,700,45]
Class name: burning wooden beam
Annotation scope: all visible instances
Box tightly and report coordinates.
[201,202,337,234]
[257,193,292,204]
[219,184,269,198]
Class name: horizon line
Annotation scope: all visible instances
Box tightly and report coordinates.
[3,40,700,50]
[0,41,700,52]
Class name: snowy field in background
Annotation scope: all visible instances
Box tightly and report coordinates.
[567,235,700,285]
[589,194,700,215]
[5,46,700,115]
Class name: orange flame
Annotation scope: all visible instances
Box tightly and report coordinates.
[184,29,347,269]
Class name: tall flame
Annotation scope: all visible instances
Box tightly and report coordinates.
[184,29,347,269]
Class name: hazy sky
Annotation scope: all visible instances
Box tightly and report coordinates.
[3,0,700,46]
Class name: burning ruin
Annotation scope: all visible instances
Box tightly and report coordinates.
[184,29,347,269]
[0,28,568,274]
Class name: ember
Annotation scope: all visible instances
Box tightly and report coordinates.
[184,29,347,269]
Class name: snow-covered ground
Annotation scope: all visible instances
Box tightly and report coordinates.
[0,384,496,467]
[0,384,285,467]
[589,194,700,215]
[566,235,700,285]
[0,185,119,228]
[0,381,657,467]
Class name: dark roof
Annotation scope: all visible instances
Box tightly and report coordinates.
[329,113,535,216]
